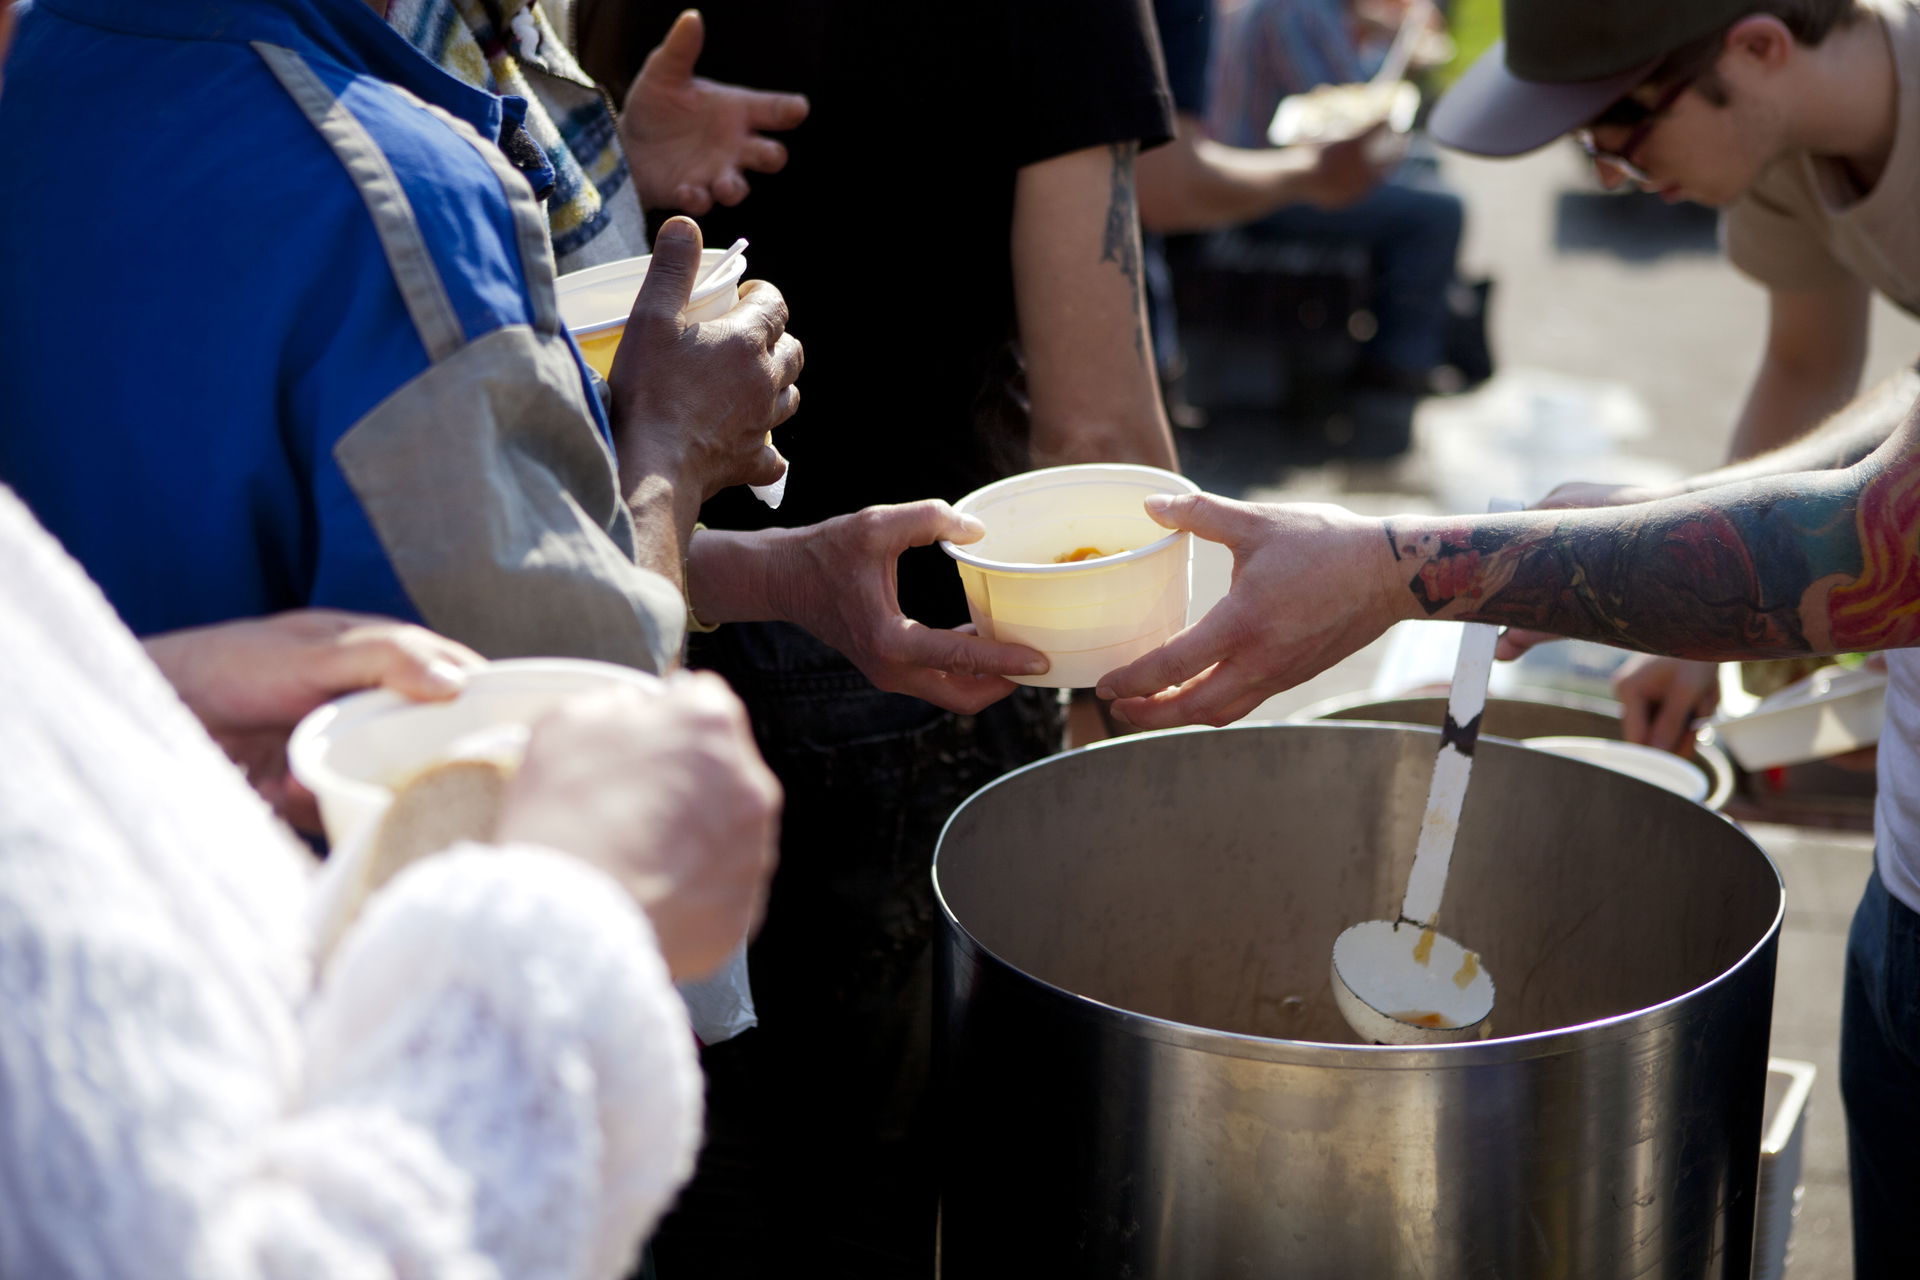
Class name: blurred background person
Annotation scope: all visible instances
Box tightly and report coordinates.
[1209,0,1472,397]
[1137,0,1396,425]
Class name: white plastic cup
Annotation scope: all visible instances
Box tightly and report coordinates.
[940,464,1201,689]
[292,657,759,1043]
[288,657,662,849]
[555,247,749,377]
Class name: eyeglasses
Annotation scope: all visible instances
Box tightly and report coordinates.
[1574,73,1698,187]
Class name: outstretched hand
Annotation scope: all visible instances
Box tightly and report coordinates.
[145,610,484,833]
[1096,493,1396,728]
[620,9,810,215]
[771,501,1053,714]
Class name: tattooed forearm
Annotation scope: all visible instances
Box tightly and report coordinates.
[1100,141,1147,363]
[1387,453,1919,659]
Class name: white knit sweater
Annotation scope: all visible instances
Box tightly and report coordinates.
[0,488,702,1280]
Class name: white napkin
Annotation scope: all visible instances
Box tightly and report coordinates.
[750,464,788,509]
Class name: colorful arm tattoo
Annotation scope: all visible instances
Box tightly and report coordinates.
[1387,430,1920,658]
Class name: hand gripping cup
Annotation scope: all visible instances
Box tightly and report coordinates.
[555,246,749,377]
[289,658,759,1043]
[941,464,1201,689]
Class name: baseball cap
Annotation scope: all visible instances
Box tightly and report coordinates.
[1431,0,1762,156]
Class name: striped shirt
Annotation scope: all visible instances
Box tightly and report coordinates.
[390,0,649,271]
[1208,0,1362,148]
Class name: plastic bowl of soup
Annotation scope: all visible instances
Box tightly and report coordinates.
[940,464,1200,689]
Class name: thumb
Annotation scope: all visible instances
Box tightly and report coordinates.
[893,499,985,549]
[1143,491,1243,546]
[635,216,703,321]
[648,9,705,82]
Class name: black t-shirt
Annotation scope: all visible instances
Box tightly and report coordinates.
[1154,0,1214,116]
[595,1,1173,626]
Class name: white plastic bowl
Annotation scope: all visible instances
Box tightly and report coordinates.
[288,657,662,848]
[1522,735,1711,803]
[1706,665,1887,770]
[940,464,1200,689]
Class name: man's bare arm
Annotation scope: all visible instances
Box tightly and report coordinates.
[1011,141,1178,470]
[1136,112,1387,234]
[1097,400,1920,727]
[1723,281,1871,462]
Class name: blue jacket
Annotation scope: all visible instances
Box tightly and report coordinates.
[0,0,678,668]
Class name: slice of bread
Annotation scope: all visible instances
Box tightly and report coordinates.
[363,758,513,894]
[312,758,514,966]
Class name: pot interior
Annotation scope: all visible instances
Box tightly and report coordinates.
[935,723,1780,1044]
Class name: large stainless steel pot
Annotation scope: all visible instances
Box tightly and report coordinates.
[934,722,1781,1279]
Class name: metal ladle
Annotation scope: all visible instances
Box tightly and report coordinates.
[1331,617,1500,1045]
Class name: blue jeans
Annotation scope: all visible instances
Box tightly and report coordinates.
[1840,865,1920,1277]
[1249,168,1464,375]
[651,623,1064,1279]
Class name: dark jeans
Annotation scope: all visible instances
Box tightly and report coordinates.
[1249,166,1463,375]
[651,623,1064,1279]
[1840,865,1920,1277]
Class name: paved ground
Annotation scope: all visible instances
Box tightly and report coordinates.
[1171,139,1920,1278]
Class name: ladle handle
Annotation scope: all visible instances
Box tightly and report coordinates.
[1399,497,1521,927]
[1399,620,1497,926]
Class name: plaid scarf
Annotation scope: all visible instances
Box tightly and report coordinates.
[389,0,646,271]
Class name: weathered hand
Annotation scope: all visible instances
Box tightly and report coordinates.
[771,501,1052,714]
[1096,494,1398,728]
[497,674,781,982]
[610,216,801,500]
[144,610,482,832]
[1613,654,1719,756]
[619,9,810,216]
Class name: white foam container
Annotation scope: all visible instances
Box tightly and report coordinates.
[1707,665,1887,770]
[941,464,1200,689]
[1521,735,1711,804]
[288,657,662,849]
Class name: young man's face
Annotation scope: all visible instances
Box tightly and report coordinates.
[1580,17,1809,209]
[1584,72,1782,207]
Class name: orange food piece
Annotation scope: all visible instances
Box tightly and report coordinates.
[1054,546,1110,563]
